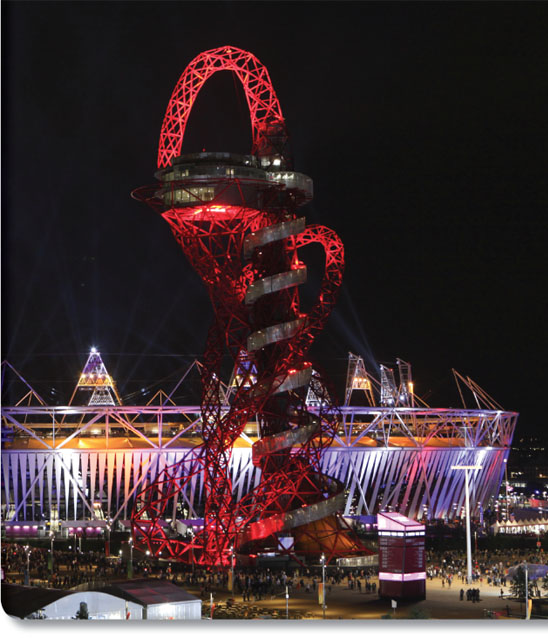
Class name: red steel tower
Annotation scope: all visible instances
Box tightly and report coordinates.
[132,46,363,566]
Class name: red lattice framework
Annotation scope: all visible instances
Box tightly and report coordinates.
[132,46,365,566]
[157,46,288,169]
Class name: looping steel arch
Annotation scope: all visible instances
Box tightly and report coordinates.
[158,45,287,168]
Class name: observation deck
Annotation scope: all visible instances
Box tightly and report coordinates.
[154,151,313,210]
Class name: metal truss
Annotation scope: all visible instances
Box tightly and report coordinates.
[1,402,517,525]
[327,405,517,520]
[131,45,358,566]
[157,45,288,169]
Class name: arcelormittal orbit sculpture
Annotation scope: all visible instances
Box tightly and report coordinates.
[132,46,363,566]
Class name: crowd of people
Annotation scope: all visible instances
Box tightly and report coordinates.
[426,547,547,598]
[1,543,128,588]
[3,540,546,607]
[167,563,377,602]
[1,541,379,603]
[460,587,481,602]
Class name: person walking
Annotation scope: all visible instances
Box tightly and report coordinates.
[460,588,464,601]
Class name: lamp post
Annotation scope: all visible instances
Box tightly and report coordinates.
[230,545,234,593]
[24,545,31,586]
[128,536,134,579]
[189,528,195,573]
[105,523,111,557]
[285,584,289,620]
[321,553,326,619]
[49,532,55,574]
[525,562,529,614]
[451,464,482,584]
[504,458,510,521]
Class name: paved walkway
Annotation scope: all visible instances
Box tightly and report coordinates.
[198,576,535,620]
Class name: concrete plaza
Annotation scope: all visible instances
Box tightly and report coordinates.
[201,575,536,621]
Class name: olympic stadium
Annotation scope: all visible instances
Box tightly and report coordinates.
[1,350,517,539]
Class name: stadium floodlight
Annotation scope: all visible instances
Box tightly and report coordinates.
[451,465,482,583]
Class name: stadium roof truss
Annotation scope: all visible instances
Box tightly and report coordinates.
[1,402,517,523]
[1,355,517,525]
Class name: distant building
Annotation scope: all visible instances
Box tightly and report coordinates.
[507,434,548,491]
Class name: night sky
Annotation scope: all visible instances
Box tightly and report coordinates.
[2,2,547,435]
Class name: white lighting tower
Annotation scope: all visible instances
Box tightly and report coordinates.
[451,464,482,583]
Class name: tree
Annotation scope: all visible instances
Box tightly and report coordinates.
[407,606,430,619]
[510,566,526,598]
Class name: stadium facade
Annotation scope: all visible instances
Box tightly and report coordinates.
[1,352,517,537]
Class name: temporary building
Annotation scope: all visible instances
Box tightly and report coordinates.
[1,580,201,620]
